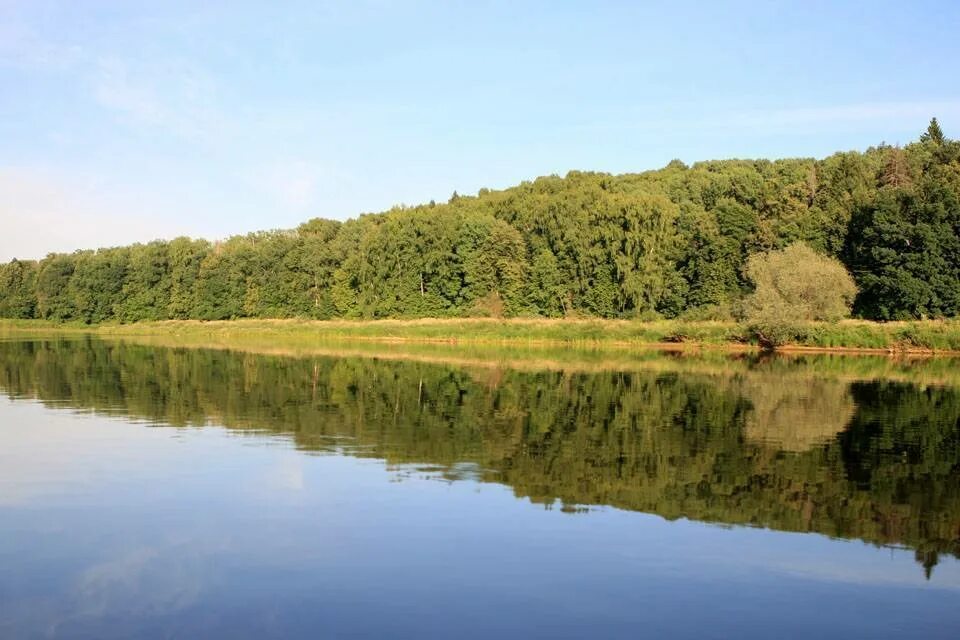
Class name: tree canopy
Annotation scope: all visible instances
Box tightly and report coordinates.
[2,121,958,323]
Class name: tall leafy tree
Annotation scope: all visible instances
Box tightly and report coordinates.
[69,248,128,323]
[0,119,957,323]
[846,182,960,319]
[0,259,38,319]
[35,253,78,321]
[168,238,211,319]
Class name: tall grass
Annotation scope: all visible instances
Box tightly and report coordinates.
[2,317,960,353]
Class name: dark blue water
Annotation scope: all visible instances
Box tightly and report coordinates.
[1,339,958,639]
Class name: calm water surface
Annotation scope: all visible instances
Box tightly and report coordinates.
[1,338,958,639]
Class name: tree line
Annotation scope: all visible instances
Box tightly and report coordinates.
[1,338,956,576]
[2,119,958,323]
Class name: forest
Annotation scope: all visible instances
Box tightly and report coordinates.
[1,119,958,323]
[0,338,956,577]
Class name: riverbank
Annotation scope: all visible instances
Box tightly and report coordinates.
[4,317,960,389]
[3,317,960,353]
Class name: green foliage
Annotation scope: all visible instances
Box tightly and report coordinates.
[167,237,210,319]
[742,243,857,347]
[846,179,960,319]
[115,242,171,322]
[35,253,78,321]
[1,121,957,323]
[527,248,567,316]
[744,243,857,322]
[192,241,248,320]
[921,117,945,145]
[69,248,128,324]
[0,259,38,319]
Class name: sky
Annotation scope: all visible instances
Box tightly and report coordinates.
[1,0,959,261]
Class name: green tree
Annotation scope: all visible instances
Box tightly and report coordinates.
[297,218,342,318]
[527,248,567,316]
[742,243,857,346]
[35,253,79,321]
[846,182,960,319]
[0,259,38,319]
[69,248,128,323]
[168,238,211,319]
[115,242,172,322]
[192,240,251,320]
[920,117,945,145]
[3,120,958,324]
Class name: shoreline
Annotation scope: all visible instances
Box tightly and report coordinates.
[3,317,960,356]
[4,325,960,390]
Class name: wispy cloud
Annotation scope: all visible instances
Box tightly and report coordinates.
[92,56,226,143]
[0,15,83,71]
[2,3,227,144]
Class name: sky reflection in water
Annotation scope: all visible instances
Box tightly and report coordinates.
[1,339,958,639]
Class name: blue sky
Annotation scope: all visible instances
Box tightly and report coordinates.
[1,0,958,261]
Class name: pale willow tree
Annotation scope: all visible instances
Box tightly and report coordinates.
[742,243,857,347]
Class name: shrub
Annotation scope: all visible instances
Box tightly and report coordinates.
[742,243,857,348]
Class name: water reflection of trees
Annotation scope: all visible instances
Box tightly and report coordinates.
[1,338,957,576]
[740,377,856,452]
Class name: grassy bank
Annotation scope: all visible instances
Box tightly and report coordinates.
[3,317,960,353]
[4,318,960,390]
